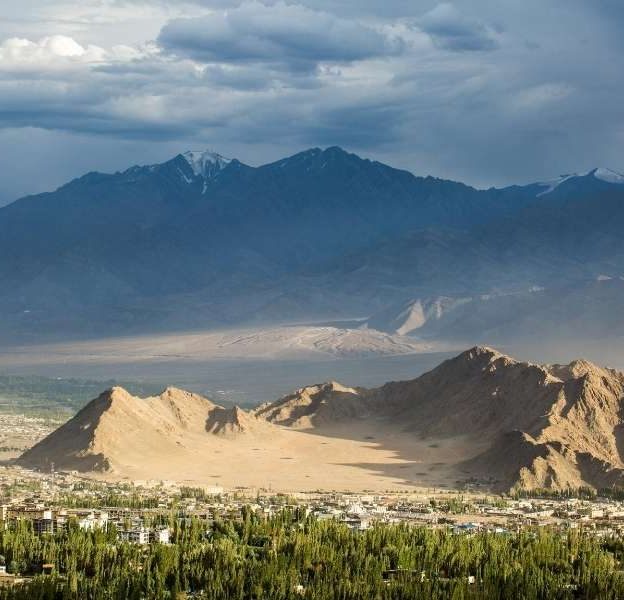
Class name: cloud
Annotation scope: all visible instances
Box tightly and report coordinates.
[0,0,624,205]
[0,35,149,75]
[0,35,104,68]
[419,3,500,51]
[158,1,404,71]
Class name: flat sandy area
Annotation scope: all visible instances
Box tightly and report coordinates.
[0,325,443,366]
[87,421,486,493]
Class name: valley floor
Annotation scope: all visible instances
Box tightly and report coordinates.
[82,421,487,493]
[0,324,440,364]
[0,413,59,462]
[0,328,456,406]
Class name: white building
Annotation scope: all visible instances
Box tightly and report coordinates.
[151,528,170,544]
[119,526,170,544]
[119,527,150,544]
[75,510,108,531]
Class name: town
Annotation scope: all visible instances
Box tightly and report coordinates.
[4,464,624,535]
[2,465,624,597]
[2,463,624,556]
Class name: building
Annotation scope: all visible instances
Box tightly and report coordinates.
[150,528,170,544]
[119,527,150,544]
[119,525,171,544]
[71,510,108,531]
[33,515,57,535]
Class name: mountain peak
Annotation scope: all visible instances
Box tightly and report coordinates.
[536,166,624,196]
[252,380,361,429]
[180,150,232,178]
[429,346,518,378]
[266,146,362,171]
[205,405,267,436]
[590,167,624,184]
[297,146,349,157]
[102,386,135,407]
[323,145,349,155]
[459,345,505,362]
[547,358,608,381]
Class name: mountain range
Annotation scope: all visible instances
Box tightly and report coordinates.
[18,347,624,492]
[1,147,624,346]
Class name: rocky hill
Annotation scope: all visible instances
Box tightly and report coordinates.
[253,381,364,429]
[17,347,624,491]
[254,347,624,490]
[17,386,269,473]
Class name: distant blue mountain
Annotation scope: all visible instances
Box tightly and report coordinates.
[0,147,623,340]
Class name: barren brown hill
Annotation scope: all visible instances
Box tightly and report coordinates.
[461,355,624,490]
[17,347,624,491]
[252,381,364,429]
[17,386,268,474]
[253,347,624,490]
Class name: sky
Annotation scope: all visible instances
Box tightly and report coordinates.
[0,0,623,205]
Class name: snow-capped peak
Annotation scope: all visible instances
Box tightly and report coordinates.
[181,150,232,178]
[592,167,624,184]
[536,167,624,196]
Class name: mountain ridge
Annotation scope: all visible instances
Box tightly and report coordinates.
[12,145,622,201]
[1,146,623,343]
[18,347,624,492]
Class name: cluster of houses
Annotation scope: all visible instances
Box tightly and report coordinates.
[5,464,624,541]
[0,502,170,545]
[262,492,624,535]
[1,504,108,533]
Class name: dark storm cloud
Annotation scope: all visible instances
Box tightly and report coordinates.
[158,1,404,71]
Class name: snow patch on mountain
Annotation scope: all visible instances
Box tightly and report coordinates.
[182,150,231,178]
[536,174,576,196]
[537,167,624,196]
[177,167,193,184]
[593,167,624,184]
